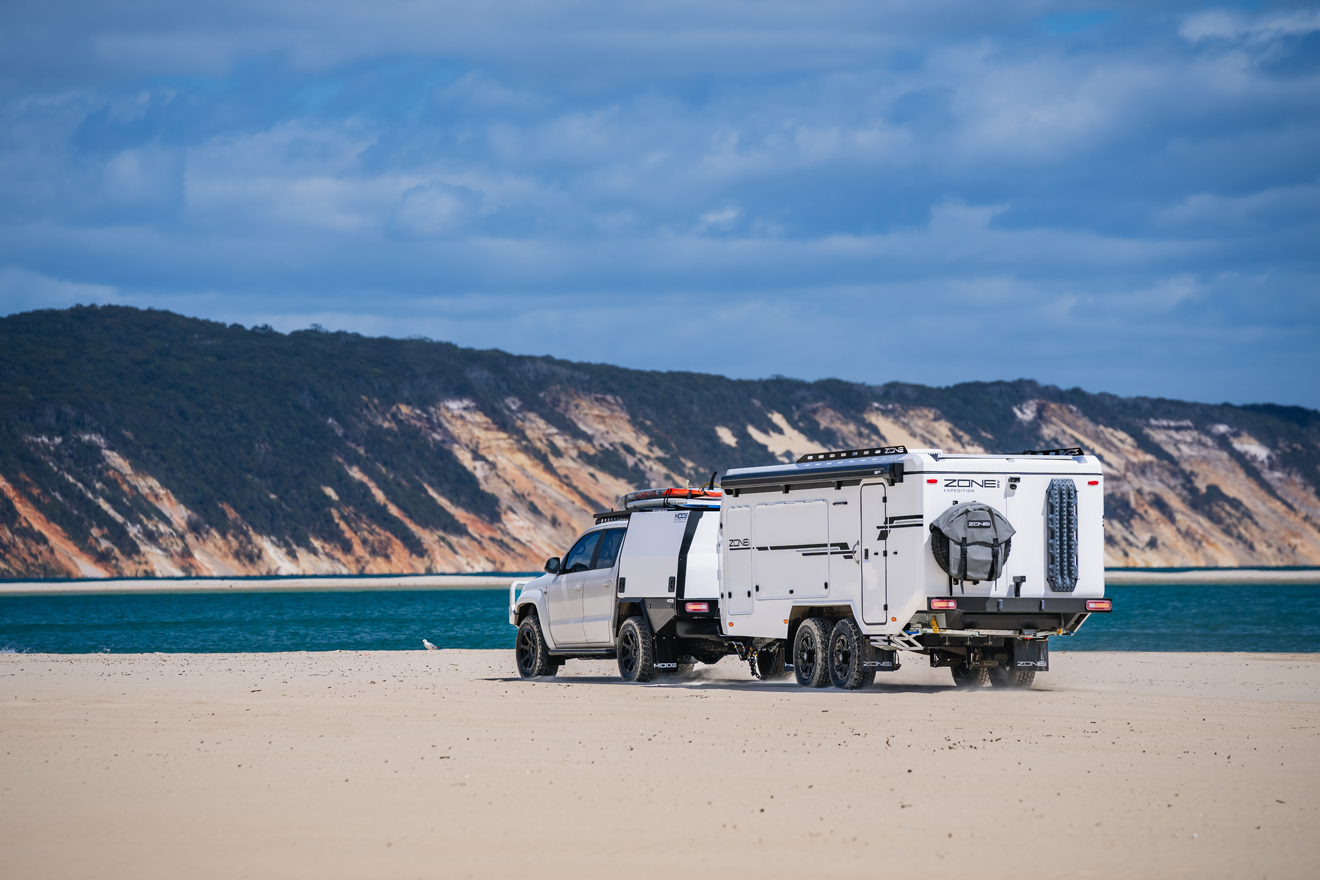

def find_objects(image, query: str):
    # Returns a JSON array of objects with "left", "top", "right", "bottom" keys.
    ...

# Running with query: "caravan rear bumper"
[
  {"left": 927, "top": 597, "right": 1111, "bottom": 614},
  {"left": 903, "top": 596, "right": 1112, "bottom": 643}
]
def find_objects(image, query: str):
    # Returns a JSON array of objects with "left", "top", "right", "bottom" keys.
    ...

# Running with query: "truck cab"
[{"left": 510, "top": 487, "right": 748, "bottom": 681}]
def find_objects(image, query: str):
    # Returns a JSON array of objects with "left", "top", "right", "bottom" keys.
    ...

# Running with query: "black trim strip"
[
  {"left": 673, "top": 509, "right": 705, "bottom": 602},
  {"left": 888, "top": 514, "right": 923, "bottom": 522},
  {"left": 755, "top": 542, "right": 830, "bottom": 551},
  {"left": 909, "top": 471, "right": 1099, "bottom": 477},
  {"left": 721, "top": 461, "right": 903, "bottom": 489}
]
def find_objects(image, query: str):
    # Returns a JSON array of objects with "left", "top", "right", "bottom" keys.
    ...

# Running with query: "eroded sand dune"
[{"left": 2, "top": 651, "right": 1317, "bottom": 878}]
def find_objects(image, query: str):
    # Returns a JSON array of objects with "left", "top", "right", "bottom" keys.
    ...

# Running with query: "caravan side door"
[
  {"left": 722, "top": 505, "right": 753, "bottom": 615},
  {"left": 860, "top": 483, "right": 888, "bottom": 625}
]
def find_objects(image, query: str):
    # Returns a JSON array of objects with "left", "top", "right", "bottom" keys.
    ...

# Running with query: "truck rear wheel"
[
  {"left": 828, "top": 619, "right": 876, "bottom": 690},
  {"left": 951, "top": 663, "right": 989, "bottom": 688},
  {"left": 515, "top": 614, "right": 556, "bottom": 679},
  {"left": 617, "top": 617, "right": 658, "bottom": 683},
  {"left": 793, "top": 619, "right": 832, "bottom": 688},
  {"left": 988, "top": 665, "right": 1036, "bottom": 689}
]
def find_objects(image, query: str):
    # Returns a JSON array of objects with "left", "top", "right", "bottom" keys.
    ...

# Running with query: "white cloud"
[{"left": 1181, "top": 8, "right": 1320, "bottom": 45}]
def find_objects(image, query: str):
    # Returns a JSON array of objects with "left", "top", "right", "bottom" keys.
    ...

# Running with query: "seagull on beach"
[{"left": 422, "top": 639, "right": 439, "bottom": 651}]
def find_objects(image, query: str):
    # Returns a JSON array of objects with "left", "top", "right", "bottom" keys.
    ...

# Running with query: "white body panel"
[
  {"left": 617, "top": 509, "right": 718, "bottom": 599},
  {"left": 719, "top": 451, "right": 1104, "bottom": 640}
]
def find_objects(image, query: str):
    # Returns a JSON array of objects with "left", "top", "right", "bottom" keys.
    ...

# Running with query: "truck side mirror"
[{"left": 544, "top": 557, "right": 561, "bottom": 574}]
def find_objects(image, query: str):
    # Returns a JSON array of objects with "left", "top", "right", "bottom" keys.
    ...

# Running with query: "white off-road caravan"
[
  {"left": 509, "top": 487, "right": 747, "bottom": 682},
  {"left": 717, "top": 445, "right": 1113, "bottom": 689}
]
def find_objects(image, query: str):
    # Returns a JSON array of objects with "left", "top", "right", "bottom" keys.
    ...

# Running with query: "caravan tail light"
[
  {"left": 1086, "top": 599, "right": 1112, "bottom": 612},
  {"left": 927, "top": 479, "right": 938, "bottom": 484},
  {"left": 685, "top": 602, "right": 709, "bottom": 613},
  {"left": 1088, "top": 480, "right": 1099, "bottom": 486},
  {"left": 930, "top": 598, "right": 957, "bottom": 610}
]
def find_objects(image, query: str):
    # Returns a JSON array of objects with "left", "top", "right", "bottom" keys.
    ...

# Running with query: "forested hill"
[{"left": 2, "top": 305, "right": 1319, "bottom": 578}]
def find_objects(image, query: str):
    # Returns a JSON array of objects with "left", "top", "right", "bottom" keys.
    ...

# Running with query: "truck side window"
[
  {"left": 593, "top": 528, "right": 626, "bottom": 570},
  {"left": 562, "top": 533, "right": 602, "bottom": 574}
]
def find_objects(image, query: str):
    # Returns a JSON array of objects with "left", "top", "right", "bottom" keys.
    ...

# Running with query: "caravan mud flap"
[
  {"left": 1012, "top": 639, "right": 1049, "bottom": 671},
  {"left": 863, "top": 649, "right": 901, "bottom": 671}
]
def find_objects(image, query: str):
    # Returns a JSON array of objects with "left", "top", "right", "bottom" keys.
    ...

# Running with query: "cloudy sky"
[{"left": 1, "top": 1, "right": 1317, "bottom": 407}]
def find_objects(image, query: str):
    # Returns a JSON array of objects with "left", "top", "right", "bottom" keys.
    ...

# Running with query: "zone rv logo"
[{"left": 943, "top": 478, "right": 1000, "bottom": 489}]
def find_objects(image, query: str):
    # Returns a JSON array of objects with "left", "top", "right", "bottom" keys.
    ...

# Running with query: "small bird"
[{"left": 422, "top": 639, "right": 439, "bottom": 651}]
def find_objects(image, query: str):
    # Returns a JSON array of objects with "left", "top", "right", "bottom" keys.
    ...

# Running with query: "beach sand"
[{"left": 2, "top": 650, "right": 1316, "bottom": 879}]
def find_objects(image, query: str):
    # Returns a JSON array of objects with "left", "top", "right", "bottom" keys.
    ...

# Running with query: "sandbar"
[{"left": 2, "top": 650, "right": 1316, "bottom": 879}]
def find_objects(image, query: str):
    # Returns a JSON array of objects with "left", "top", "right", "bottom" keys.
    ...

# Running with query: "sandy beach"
[{"left": 2, "top": 650, "right": 1317, "bottom": 879}]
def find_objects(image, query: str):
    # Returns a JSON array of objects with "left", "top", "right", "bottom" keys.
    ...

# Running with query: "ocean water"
[{"left": 0, "top": 583, "right": 1317, "bottom": 654}]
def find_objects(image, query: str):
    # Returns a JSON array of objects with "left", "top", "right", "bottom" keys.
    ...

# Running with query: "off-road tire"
[
  {"left": 828, "top": 618, "right": 876, "bottom": 690},
  {"left": 617, "top": 616, "right": 657, "bottom": 683},
  {"left": 951, "top": 663, "right": 989, "bottom": 688},
  {"left": 515, "top": 614, "right": 556, "bottom": 678},
  {"left": 753, "top": 642, "right": 791, "bottom": 680},
  {"left": 988, "top": 665, "right": 1036, "bottom": 689},
  {"left": 793, "top": 619, "right": 833, "bottom": 688}
]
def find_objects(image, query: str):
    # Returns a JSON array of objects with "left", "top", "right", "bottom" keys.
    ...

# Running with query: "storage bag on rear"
[{"left": 929, "top": 503, "right": 1015, "bottom": 582}]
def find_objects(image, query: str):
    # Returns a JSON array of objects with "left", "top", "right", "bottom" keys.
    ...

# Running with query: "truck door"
[
  {"left": 581, "top": 528, "right": 626, "bottom": 644},
  {"left": 548, "top": 531, "right": 600, "bottom": 645},
  {"left": 860, "top": 483, "right": 888, "bottom": 625},
  {"left": 723, "top": 506, "right": 753, "bottom": 615}
]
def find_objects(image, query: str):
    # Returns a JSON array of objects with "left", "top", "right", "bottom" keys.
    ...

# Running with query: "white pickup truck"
[{"left": 509, "top": 488, "right": 782, "bottom": 682}]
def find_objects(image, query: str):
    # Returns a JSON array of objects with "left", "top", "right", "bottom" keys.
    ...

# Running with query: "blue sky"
[{"left": 1, "top": 1, "right": 1318, "bottom": 407}]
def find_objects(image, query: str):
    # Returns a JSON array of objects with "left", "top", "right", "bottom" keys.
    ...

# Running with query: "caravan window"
[
  {"left": 562, "top": 532, "right": 602, "bottom": 573},
  {"left": 594, "top": 528, "right": 626, "bottom": 570}
]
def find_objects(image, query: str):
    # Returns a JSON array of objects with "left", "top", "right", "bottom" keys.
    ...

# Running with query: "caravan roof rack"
[
  {"left": 797, "top": 445, "right": 907, "bottom": 464},
  {"left": 1020, "top": 447, "right": 1085, "bottom": 456}
]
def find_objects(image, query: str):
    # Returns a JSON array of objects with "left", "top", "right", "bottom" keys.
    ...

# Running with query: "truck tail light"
[
  {"left": 685, "top": 602, "right": 709, "bottom": 613},
  {"left": 1086, "top": 599, "right": 1112, "bottom": 611},
  {"left": 930, "top": 598, "right": 957, "bottom": 610}
]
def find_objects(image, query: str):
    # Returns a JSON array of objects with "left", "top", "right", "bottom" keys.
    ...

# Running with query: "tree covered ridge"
[{"left": 1, "top": 304, "right": 1318, "bottom": 577}]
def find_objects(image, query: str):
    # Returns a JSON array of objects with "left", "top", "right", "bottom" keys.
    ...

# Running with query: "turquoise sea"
[{"left": 1, "top": 583, "right": 1317, "bottom": 654}]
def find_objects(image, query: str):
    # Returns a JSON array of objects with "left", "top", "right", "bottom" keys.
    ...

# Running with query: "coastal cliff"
[{"left": 2, "top": 306, "right": 1318, "bottom": 578}]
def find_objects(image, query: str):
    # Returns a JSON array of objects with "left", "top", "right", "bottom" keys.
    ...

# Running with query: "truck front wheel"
[
  {"left": 828, "top": 619, "right": 876, "bottom": 690},
  {"left": 515, "top": 614, "right": 556, "bottom": 679},
  {"left": 617, "top": 617, "right": 658, "bottom": 683},
  {"left": 793, "top": 619, "right": 832, "bottom": 688}
]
